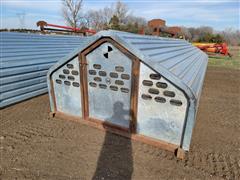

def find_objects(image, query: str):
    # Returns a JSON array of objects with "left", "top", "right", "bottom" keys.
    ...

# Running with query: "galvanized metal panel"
[
  {"left": 52, "top": 57, "right": 82, "bottom": 117},
  {"left": 137, "top": 62, "right": 188, "bottom": 145},
  {"left": 86, "top": 42, "right": 132, "bottom": 128},
  {"left": 100, "top": 30, "right": 208, "bottom": 102},
  {"left": 0, "top": 32, "right": 90, "bottom": 108}
]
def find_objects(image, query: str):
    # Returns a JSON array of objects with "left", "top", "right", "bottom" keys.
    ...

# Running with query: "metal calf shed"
[
  {"left": 0, "top": 32, "right": 92, "bottom": 108},
  {"left": 47, "top": 30, "right": 208, "bottom": 158}
]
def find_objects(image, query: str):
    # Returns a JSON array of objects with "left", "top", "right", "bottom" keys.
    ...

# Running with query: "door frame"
[{"left": 79, "top": 37, "right": 140, "bottom": 133}]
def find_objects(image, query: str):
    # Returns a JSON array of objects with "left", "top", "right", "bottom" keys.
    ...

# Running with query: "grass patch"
[{"left": 208, "top": 46, "right": 240, "bottom": 69}]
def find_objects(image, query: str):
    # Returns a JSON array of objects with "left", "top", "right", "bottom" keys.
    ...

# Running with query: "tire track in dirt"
[
  {"left": 134, "top": 142, "right": 239, "bottom": 179},
  {"left": 183, "top": 152, "right": 240, "bottom": 179}
]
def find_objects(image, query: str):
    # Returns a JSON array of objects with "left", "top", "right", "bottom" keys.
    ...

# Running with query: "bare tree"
[
  {"left": 85, "top": 1, "right": 146, "bottom": 33},
  {"left": 86, "top": 10, "right": 105, "bottom": 31},
  {"left": 114, "top": 1, "right": 129, "bottom": 24},
  {"left": 86, "top": 7, "right": 113, "bottom": 31},
  {"left": 180, "top": 27, "right": 192, "bottom": 40},
  {"left": 62, "top": 0, "right": 83, "bottom": 28},
  {"left": 125, "top": 15, "right": 146, "bottom": 26},
  {"left": 220, "top": 28, "right": 240, "bottom": 46}
]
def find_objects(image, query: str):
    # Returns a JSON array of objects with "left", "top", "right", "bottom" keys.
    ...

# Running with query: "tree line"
[
  {"left": 2, "top": 0, "right": 238, "bottom": 46},
  {"left": 62, "top": 0, "right": 239, "bottom": 45}
]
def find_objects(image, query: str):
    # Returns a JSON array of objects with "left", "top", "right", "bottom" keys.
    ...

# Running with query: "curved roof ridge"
[
  {"left": 47, "top": 30, "right": 208, "bottom": 101},
  {"left": 98, "top": 30, "right": 199, "bottom": 100}
]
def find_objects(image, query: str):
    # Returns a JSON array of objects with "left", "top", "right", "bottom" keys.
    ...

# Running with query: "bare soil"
[{"left": 1, "top": 67, "right": 240, "bottom": 180}]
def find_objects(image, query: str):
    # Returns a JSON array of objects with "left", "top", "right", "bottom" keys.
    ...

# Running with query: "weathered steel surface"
[
  {"left": 0, "top": 32, "right": 90, "bottom": 108},
  {"left": 47, "top": 30, "right": 208, "bottom": 151},
  {"left": 97, "top": 30, "right": 208, "bottom": 102},
  {"left": 137, "top": 62, "right": 188, "bottom": 145},
  {"left": 86, "top": 42, "right": 132, "bottom": 128},
  {"left": 52, "top": 57, "right": 82, "bottom": 117}
]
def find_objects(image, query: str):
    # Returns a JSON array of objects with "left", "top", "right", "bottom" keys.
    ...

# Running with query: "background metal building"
[
  {"left": 47, "top": 30, "right": 208, "bottom": 155},
  {"left": 0, "top": 32, "right": 91, "bottom": 108}
]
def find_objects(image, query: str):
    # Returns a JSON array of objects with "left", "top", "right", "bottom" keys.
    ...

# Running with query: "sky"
[{"left": 1, "top": 0, "right": 239, "bottom": 31}]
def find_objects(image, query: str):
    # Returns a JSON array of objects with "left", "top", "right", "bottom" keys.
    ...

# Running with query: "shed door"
[{"left": 86, "top": 42, "right": 132, "bottom": 128}]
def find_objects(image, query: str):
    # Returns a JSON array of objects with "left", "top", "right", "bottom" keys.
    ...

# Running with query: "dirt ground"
[{"left": 0, "top": 66, "right": 240, "bottom": 180}]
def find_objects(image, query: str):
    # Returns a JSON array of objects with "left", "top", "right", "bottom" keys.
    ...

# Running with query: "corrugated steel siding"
[
  {"left": 0, "top": 32, "right": 90, "bottom": 108},
  {"left": 100, "top": 30, "right": 208, "bottom": 102}
]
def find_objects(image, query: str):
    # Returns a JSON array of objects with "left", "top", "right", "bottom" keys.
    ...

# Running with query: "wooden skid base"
[{"left": 52, "top": 111, "right": 186, "bottom": 159}]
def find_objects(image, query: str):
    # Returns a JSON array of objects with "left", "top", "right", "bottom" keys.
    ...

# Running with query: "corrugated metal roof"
[
  {"left": 48, "top": 30, "right": 208, "bottom": 103},
  {"left": 97, "top": 30, "right": 208, "bottom": 102},
  {"left": 0, "top": 32, "right": 92, "bottom": 108}
]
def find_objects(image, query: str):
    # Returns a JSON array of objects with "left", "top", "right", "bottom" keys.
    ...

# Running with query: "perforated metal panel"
[
  {"left": 137, "top": 63, "right": 187, "bottom": 145},
  {"left": 86, "top": 42, "right": 132, "bottom": 128},
  {"left": 52, "top": 57, "right": 82, "bottom": 116}
]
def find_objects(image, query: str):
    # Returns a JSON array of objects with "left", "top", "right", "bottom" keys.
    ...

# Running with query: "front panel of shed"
[
  {"left": 52, "top": 57, "right": 82, "bottom": 117},
  {"left": 137, "top": 63, "right": 188, "bottom": 145},
  {"left": 50, "top": 38, "right": 187, "bottom": 146},
  {"left": 85, "top": 42, "right": 133, "bottom": 128}
]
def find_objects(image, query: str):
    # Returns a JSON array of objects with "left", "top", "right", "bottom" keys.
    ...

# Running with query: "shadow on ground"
[{"left": 93, "top": 101, "right": 133, "bottom": 180}]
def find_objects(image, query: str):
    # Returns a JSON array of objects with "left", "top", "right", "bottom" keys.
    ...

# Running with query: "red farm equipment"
[
  {"left": 193, "top": 43, "right": 232, "bottom": 57},
  {"left": 37, "top": 21, "right": 96, "bottom": 36}
]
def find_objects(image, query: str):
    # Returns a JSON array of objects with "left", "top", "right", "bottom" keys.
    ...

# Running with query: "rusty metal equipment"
[
  {"left": 193, "top": 42, "right": 231, "bottom": 57},
  {"left": 37, "top": 21, "right": 96, "bottom": 35},
  {"left": 47, "top": 30, "right": 208, "bottom": 158}
]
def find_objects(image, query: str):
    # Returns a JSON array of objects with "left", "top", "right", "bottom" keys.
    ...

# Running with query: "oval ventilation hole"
[
  {"left": 141, "top": 94, "right": 152, "bottom": 100},
  {"left": 67, "top": 64, "right": 74, "bottom": 69},
  {"left": 56, "top": 79, "right": 62, "bottom": 84},
  {"left": 59, "top": 74, "right": 65, "bottom": 79},
  {"left": 110, "top": 72, "right": 118, "bottom": 78},
  {"left": 115, "top": 66, "right": 124, "bottom": 72},
  {"left": 89, "top": 70, "right": 96, "bottom": 75},
  {"left": 121, "top": 74, "right": 130, "bottom": 80},
  {"left": 94, "top": 77, "right": 102, "bottom": 82},
  {"left": 93, "top": 64, "right": 101, "bottom": 69},
  {"left": 156, "top": 82, "right": 168, "bottom": 89},
  {"left": 142, "top": 80, "right": 153, "bottom": 86},
  {"left": 110, "top": 85, "right": 118, "bottom": 91},
  {"left": 68, "top": 76, "right": 75, "bottom": 81},
  {"left": 64, "top": 81, "right": 71, "bottom": 86},
  {"left": 72, "top": 82, "right": 80, "bottom": 87},
  {"left": 99, "top": 84, "right": 107, "bottom": 89},
  {"left": 99, "top": 71, "right": 107, "bottom": 76},
  {"left": 150, "top": 73, "right": 161, "bottom": 80},
  {"left": 163, "top": 90, "right": 175, "bottom": 97},
  {"left": 89, "top": 82, "right": 97, "bottom": 87},
  {"left": 63, "top": 69, "right": 70, "bottom": 74},
  {"left": 72, "top": 70, "right": 79, "bottom": 76},
  {"left": 121, "top": 87, "right": 129, "bottom": 93},
  {"left": 170, "top": 99, "right": 183, "bottom": 106},
  {"left": 154, "top": 96, "right": 166, "bottom": 103},
  {"left": 115, "top": 80, "right": 124, "bottom": 86},
  {"left": 148, "top": 88, "right": 159, "bottom": 95}
]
